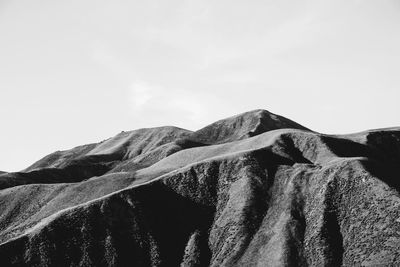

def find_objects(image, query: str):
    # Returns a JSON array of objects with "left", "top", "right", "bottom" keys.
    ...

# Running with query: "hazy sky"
[{"left": 1, "top": 0, "right": 399, "bottom": 171}]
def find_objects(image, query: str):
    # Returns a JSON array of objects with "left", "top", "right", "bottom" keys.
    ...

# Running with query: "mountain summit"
[
  {"left": 188, "top": 109, "right": 309, "bottom": 144},
  {"left": 0, "top": 109, "right": 399, "bottom": 266}
]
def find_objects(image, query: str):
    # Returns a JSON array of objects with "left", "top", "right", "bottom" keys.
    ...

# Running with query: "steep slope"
[{"left": 0, "top": 111, "right": 399, "bottom": 266}]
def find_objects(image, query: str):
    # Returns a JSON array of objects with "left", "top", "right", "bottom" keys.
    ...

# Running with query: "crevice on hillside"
[
  {"left": 285, "top": 174, "right": 308, "bottom": 267},
  {"left": 320, "top": 180, "right": 344, "bottom": 266}
]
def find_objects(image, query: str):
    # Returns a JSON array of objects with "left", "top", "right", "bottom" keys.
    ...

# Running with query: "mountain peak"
[{"left": 188, "top": 109, "right": 309, "bottom": 144}]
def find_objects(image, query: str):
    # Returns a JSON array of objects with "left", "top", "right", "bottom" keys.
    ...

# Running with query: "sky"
[{"left": 0, "top": 0, "right": 399, "bottom": 172}]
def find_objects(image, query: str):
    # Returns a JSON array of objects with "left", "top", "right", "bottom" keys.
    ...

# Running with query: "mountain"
[{"left": 0, "top": 109, "right": 399, "bottom": 266}]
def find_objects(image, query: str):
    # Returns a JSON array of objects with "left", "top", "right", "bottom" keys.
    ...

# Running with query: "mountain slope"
[
  {"left": 0, "top": 110, "right": 399, "bottom": 266},
  {"left": 0, "top": 127, "right": 192, "bottom": 189}
]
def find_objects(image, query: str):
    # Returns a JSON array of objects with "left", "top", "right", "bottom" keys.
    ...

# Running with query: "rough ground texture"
[{"left": 0, "top": 109, "right": 399, "bottom": 266}]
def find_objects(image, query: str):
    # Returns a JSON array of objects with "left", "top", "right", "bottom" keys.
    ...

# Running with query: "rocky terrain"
[{"left": 0, "top": 109, "right": 399, "bottom": 266}]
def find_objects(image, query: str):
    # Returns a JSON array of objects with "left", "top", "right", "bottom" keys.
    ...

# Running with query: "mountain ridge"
[{"left": 0, "top": 109, "right": 399, "bottom": 266}]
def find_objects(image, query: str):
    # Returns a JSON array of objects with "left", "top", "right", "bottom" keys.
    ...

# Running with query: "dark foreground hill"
[{"left": 0, "top": 109, "right": 399, "bottom": 266}]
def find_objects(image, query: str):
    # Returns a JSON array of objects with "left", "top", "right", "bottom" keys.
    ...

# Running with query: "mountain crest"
[{"left": 188, "top": 109, "right": 309, "bottom": 144}]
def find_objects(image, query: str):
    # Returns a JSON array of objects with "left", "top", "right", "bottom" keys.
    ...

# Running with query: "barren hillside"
[{"left": 0, "top": 109, "right": 399, "bottom": 266}]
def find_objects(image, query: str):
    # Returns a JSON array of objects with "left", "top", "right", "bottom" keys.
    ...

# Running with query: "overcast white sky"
[{"left": 0, "top": 0, "right": 399, "bottom": 171}]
